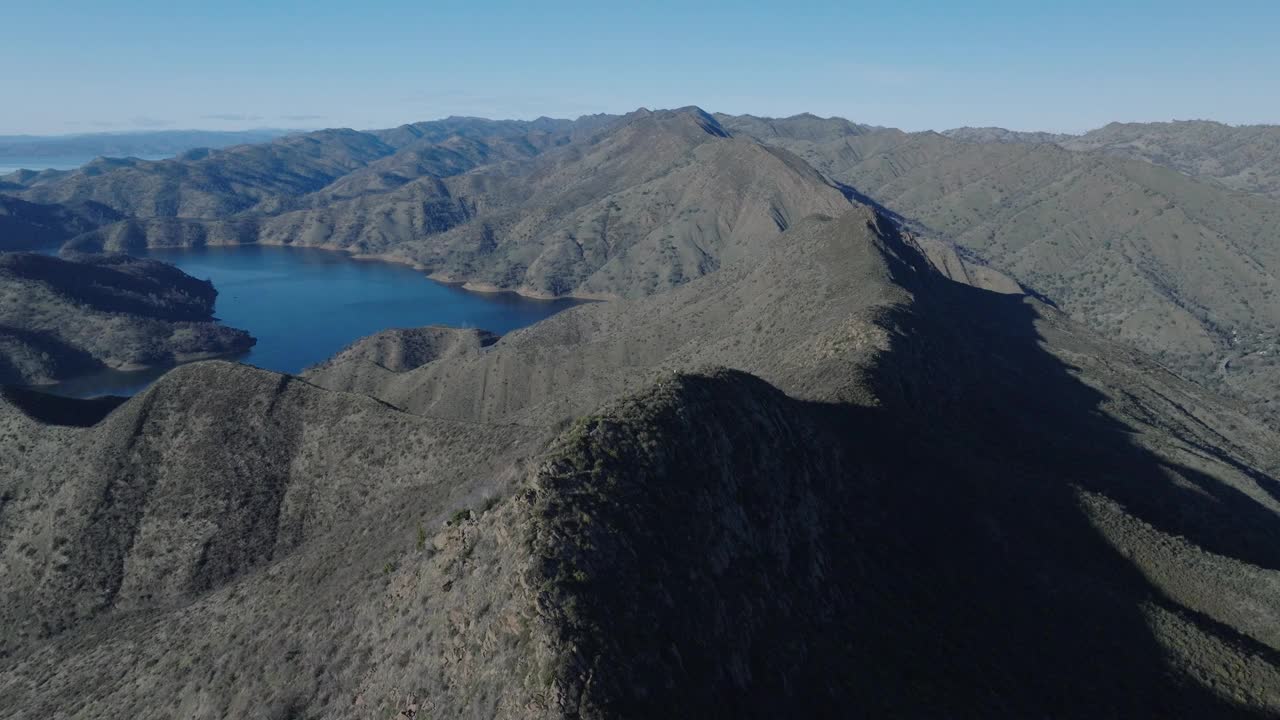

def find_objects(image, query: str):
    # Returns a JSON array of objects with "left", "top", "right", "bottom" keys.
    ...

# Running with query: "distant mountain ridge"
[
  {"left": 0, "top": 129, "right": 292, "bottom": 167},
  {"left": 944, "top": 119, "right": 1280, "bottom": 199},
  {"left": 943, "top": 126, "right": 1076, "bottom": 144}
]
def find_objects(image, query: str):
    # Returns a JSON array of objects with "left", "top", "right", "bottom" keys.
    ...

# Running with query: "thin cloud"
[
  {"left": 202, "top": 113, "right": 264, "bottom": 122},
  {"left": 129, "top": 116, "right": 174, "bottom": 128},
  {"left": 400, "top": 91, "right": 607, "bottom": 121},
  {"left": 280, "top": 114, "right": 326, "bottom": 122}
]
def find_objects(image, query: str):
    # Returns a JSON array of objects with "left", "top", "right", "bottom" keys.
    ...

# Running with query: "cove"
[{"left": 41, "top": 245, "right": 581, "bottom": 398}]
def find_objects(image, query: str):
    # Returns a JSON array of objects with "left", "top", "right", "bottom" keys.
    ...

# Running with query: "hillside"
[
  {"left": 13, "top": 130, "right": 402, "bottom": 217},
  {"left": 0, "top": 253, "right": 253, "bottom": 384},
  {"left": 1063, "top": 121, "right": 1280, "bottom": 199},
  {"left": 3, "top": 208, "right": 1278, "bottom": 716},
  {"left": 0, "top": 196, "right": 122, "bottom": 251},
  {"left": 301, "top": 326, "right": 498, "bottom": 397},
  {"left": 722, "top": 114, "right": 1280, "bottom": 425},
  {"left": 10, "top": 117, "right": 592, "bottom": 219},
  {"left": 944, "top": 121, "right": 1280, "bottom": 199},
  {"left": 56, "top": 108, "right": 856, "bottom": 299}
]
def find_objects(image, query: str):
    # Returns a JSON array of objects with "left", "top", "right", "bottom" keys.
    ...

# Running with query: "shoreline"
[
  {"left": 31, "top": 241, "right": 592, "bottom": 397},
  {"left": 18, "top": 347, "right": 253, "bottom": 398},
  {"left": 142, "top": 239, "right": 618, "bottom": 304}
]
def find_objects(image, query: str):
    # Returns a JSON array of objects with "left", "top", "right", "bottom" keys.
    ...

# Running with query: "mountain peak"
[{"left": 627, "top": 106, "right": 730, "bottom": 138}]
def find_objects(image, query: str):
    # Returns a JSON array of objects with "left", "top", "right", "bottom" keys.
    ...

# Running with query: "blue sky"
[{"left": 3, "top": 0, "right": 1277, "bottom": 135}]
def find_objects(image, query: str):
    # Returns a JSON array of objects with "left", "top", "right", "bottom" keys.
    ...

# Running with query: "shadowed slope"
[
  {"left": 0, "top": 196, "right": 122, "bottom": 251},
  {"left": 722, "top": 114, "right": 1280, "bottom": 426}
]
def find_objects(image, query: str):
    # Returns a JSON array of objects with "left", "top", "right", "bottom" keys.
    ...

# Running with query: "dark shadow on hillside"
[
  {"left": 1, "top": 385, "right": 126, "bottom": 426},
  {"left": 534, "top": 212, "right": 1280, "bottom": 718},
  {"left": 537, "top": 258, "right": 1280, "bottom": 718},
  {"left": 784, "top": 219, "right": 1280, "bottom": 715},
  {"left": 831, "top": 179, "right": 909, "bottom": 225},
  {"left": 1, "top": 253, "right": 218, "bottom": 321}
]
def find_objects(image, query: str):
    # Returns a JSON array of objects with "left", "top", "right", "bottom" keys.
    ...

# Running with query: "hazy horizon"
[
  {"left": 3, "top": 111, "right": 1278, "bottom": 142},
  {"left": 4, "top": 1, "right": 1278, "bottom": 136}
]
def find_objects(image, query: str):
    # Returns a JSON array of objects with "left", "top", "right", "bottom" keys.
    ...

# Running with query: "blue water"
[{"left": 41, "top": 245, "right": 580, "bottom": 398}]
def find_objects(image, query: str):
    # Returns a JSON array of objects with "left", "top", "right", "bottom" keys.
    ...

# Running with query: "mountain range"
[
  {"left": 2, "top": 107, "right": 1280, "bottom": 717},
  {"left": 4, "top": 108, "right": 1278, "bottom": 423}
]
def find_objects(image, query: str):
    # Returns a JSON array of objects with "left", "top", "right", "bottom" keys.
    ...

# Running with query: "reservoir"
[{"left": 41, "top": 245, "right": 580, "bottom": 397}]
